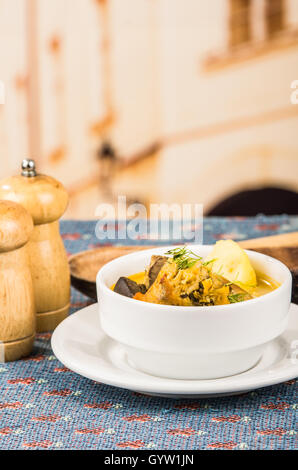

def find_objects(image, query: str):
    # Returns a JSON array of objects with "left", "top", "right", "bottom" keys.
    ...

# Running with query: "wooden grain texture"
[
  {"left": 0, "top": 200, "right": 34, "bottom": 252},
  {"left": 69, "top": 233, "right": 298, "bottom": 302},
  {"left": 28, "top": 222, "right": 70, "bottom": 314},
  {"left": 36, "top": 303, "right": 70, "bottom": 332},
  {"left": 0, "top": 171, "right": 71, "bottom": 332},
  {"left": 0, "top": 173, "right": 68, "bottom": 225},
  {"left": 0, "top": 201, "right": 35, "bottom": 362},
  {"left": 1, "top": 335, "right": 35, "bottom": 362},
  {"left": 239, "top": 232, "right": 298, "bottom": 250}
]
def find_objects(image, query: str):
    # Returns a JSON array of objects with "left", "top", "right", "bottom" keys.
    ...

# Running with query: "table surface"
[{"left": 1, "top": 215, "right": 297, "bottom": 450}]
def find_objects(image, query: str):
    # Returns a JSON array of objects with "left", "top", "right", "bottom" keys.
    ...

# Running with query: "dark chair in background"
[{"left": 207, "top": 187, "right": 298, "bottom": 216}]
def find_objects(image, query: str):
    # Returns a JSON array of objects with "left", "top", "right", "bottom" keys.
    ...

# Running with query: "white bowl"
[{"left": 96, "top": 245, "right": 292, "bottom": 380}]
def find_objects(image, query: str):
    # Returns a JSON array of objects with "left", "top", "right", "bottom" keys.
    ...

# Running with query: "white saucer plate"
[{"left": 51, "top": 303, "right": 298, "bottom": 398}]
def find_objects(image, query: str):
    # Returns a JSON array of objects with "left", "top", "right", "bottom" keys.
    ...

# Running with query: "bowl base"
[{"left": 124, "top": 343, "right": 266, "bottom": 380}]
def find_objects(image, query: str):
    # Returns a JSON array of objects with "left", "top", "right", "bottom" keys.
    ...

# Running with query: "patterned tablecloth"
[{"left": 0, "top": 216, "right": 297, "bottom": 451}]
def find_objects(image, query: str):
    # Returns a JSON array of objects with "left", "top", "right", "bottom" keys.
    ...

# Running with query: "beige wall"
[
  {"left": 115, "top": 0, "right": 298, "bottom": 211},
  {"left": 0, "top": 0, "right": 28, "bottom": 174},
  {"left": 0, "top": 0, "right": 297, "bottom": 219}
]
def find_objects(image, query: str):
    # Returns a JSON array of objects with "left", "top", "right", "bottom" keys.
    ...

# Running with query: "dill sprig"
[
  {"left": 165, "top": 246, "right": 202, "bottom": 270},
  {"left": 202, "top": 258, "right": 217, "bottom": 266},
  {"left": 228, "top": 293, "right": 245, "bottom": 304}
]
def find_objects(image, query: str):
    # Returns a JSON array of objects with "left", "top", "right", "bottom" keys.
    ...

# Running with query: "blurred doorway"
[{"left": 207, "top": 187, "right": 298, "bottom": 216}]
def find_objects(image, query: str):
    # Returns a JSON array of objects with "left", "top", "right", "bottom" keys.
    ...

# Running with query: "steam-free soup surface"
[
  {"left": 111, "top": 242, "right": 280, "bottom": 306},
  {"left": 112, "top": 271, "right": 279, "bottom": 301}
]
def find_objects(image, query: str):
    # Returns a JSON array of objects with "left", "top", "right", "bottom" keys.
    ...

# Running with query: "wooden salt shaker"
[
  {"left": 0, "top": 200, "right": 35, "bottom": 361},
  {"left": 0, "top": 160, "right": 70, "bottom": 332}
]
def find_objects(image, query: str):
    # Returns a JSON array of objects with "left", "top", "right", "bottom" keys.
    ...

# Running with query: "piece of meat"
[
  {"left": 146, "top": 255, "right": 168, "bottom": 287},
  {"left": 136, "top": 260, "right": 210, "bottom": 306},
  {"left": 114, "top": 277, "right": 146, "bottom": 298}
]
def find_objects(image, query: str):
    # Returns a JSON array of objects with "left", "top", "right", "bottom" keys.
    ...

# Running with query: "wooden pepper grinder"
[
  {"left": 0, "top": 200, "right": 35, "bottom": 361},
  {"left": 0, "top": 159, "right": 70, "bottom": 332}
]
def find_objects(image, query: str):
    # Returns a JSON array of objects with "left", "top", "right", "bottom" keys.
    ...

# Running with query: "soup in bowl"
[{"left": 96, "top": 242, "right": 292, "bottom": 379}]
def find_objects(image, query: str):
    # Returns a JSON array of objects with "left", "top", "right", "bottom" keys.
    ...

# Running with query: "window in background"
[
  {"left": 265, "top": 0, "right": 285, "bottom": 38},
  {"left": 229, "top": 0, "right": 252, "bottom": 48}
]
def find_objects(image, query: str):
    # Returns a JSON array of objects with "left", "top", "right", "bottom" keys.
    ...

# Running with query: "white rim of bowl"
[{"left": 96, "top": 245, "right": 292, "bottom": 311}]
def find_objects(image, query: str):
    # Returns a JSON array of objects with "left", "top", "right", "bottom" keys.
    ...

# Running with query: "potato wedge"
[{"left": 204, "top": 240, "right": 257, "bottom": 291}]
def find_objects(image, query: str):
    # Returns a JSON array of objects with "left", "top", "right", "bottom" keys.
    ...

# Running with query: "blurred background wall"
[{"left": 0, "top": 0, "right": 297, "bottom": 218}]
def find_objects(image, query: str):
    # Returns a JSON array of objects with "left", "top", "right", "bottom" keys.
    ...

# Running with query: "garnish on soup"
[{"left": 112, "top": 240, "right": 278, "bottom": 306}]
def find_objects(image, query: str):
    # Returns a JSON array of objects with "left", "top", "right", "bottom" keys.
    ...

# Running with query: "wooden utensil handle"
[{"left": 239, "top": 232, "right": 298, "bottom": 249}]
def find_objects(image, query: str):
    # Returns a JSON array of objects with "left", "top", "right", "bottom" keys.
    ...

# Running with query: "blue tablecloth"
[{"left": 1, "top": 216, "right": 297, "bottom": 450}]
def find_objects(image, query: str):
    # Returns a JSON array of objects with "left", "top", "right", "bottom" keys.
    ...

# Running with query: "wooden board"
[{"left": 69, "top": 232, "right": 298, "bottom": 302}]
